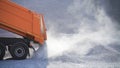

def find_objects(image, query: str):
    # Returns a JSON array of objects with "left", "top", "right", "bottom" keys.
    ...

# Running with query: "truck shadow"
[{"left": 0, "top": 42, "right": 48, "bottom": 68}]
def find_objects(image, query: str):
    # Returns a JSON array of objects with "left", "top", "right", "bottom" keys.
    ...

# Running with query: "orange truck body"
[{"left": 0, "top": 0, "right": 47, "bottom": 45}]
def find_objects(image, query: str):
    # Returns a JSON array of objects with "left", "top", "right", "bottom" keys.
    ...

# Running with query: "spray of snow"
[{"left": 46, "top": 0, "right": 120, "bottom": 58}]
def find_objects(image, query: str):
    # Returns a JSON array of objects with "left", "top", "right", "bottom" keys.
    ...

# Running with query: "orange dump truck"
[{"left": 0, "top": 0, "right": 47, "bottom": 60}]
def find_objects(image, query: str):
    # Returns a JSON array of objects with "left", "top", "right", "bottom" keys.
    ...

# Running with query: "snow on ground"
[{"left": 0, "top": 42, "right": 120, "bottom": 68}]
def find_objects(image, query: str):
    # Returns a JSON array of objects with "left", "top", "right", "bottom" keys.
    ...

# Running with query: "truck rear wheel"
[
  {"left": 0, "top": 43, "right": 5, "bottom": 60},
  {"left": 9, "top": 42, "right": 29, "bottom": 60}
]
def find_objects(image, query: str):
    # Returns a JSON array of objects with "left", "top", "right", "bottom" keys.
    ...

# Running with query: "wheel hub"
[
  {"left": 14, "top": 47, "right": 25, "bottom": 57},
  {"left": 17, "top": 49, "right": 22, "bottom": 53}
]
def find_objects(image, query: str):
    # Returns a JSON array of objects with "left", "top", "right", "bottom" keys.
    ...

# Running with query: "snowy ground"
[{"left": 0, "top": 42, "right": 120, "bottom": 68}]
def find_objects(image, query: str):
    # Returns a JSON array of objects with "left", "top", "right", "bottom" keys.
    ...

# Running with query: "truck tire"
[
  {"left": 0, "top": 43, "right": 5, "bottom": 60},
  {"left": 9, "top": 42, "right": 29, "bottom": 60}
]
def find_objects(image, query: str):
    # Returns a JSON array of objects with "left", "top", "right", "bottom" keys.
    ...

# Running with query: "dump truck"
[{"left": 0, "top": 0, "right": 47, "bottom": 60}]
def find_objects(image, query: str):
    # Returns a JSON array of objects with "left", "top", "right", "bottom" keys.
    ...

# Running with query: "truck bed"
[{"left": 0, "top": 0, "right": 47, "bottom": 44}]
